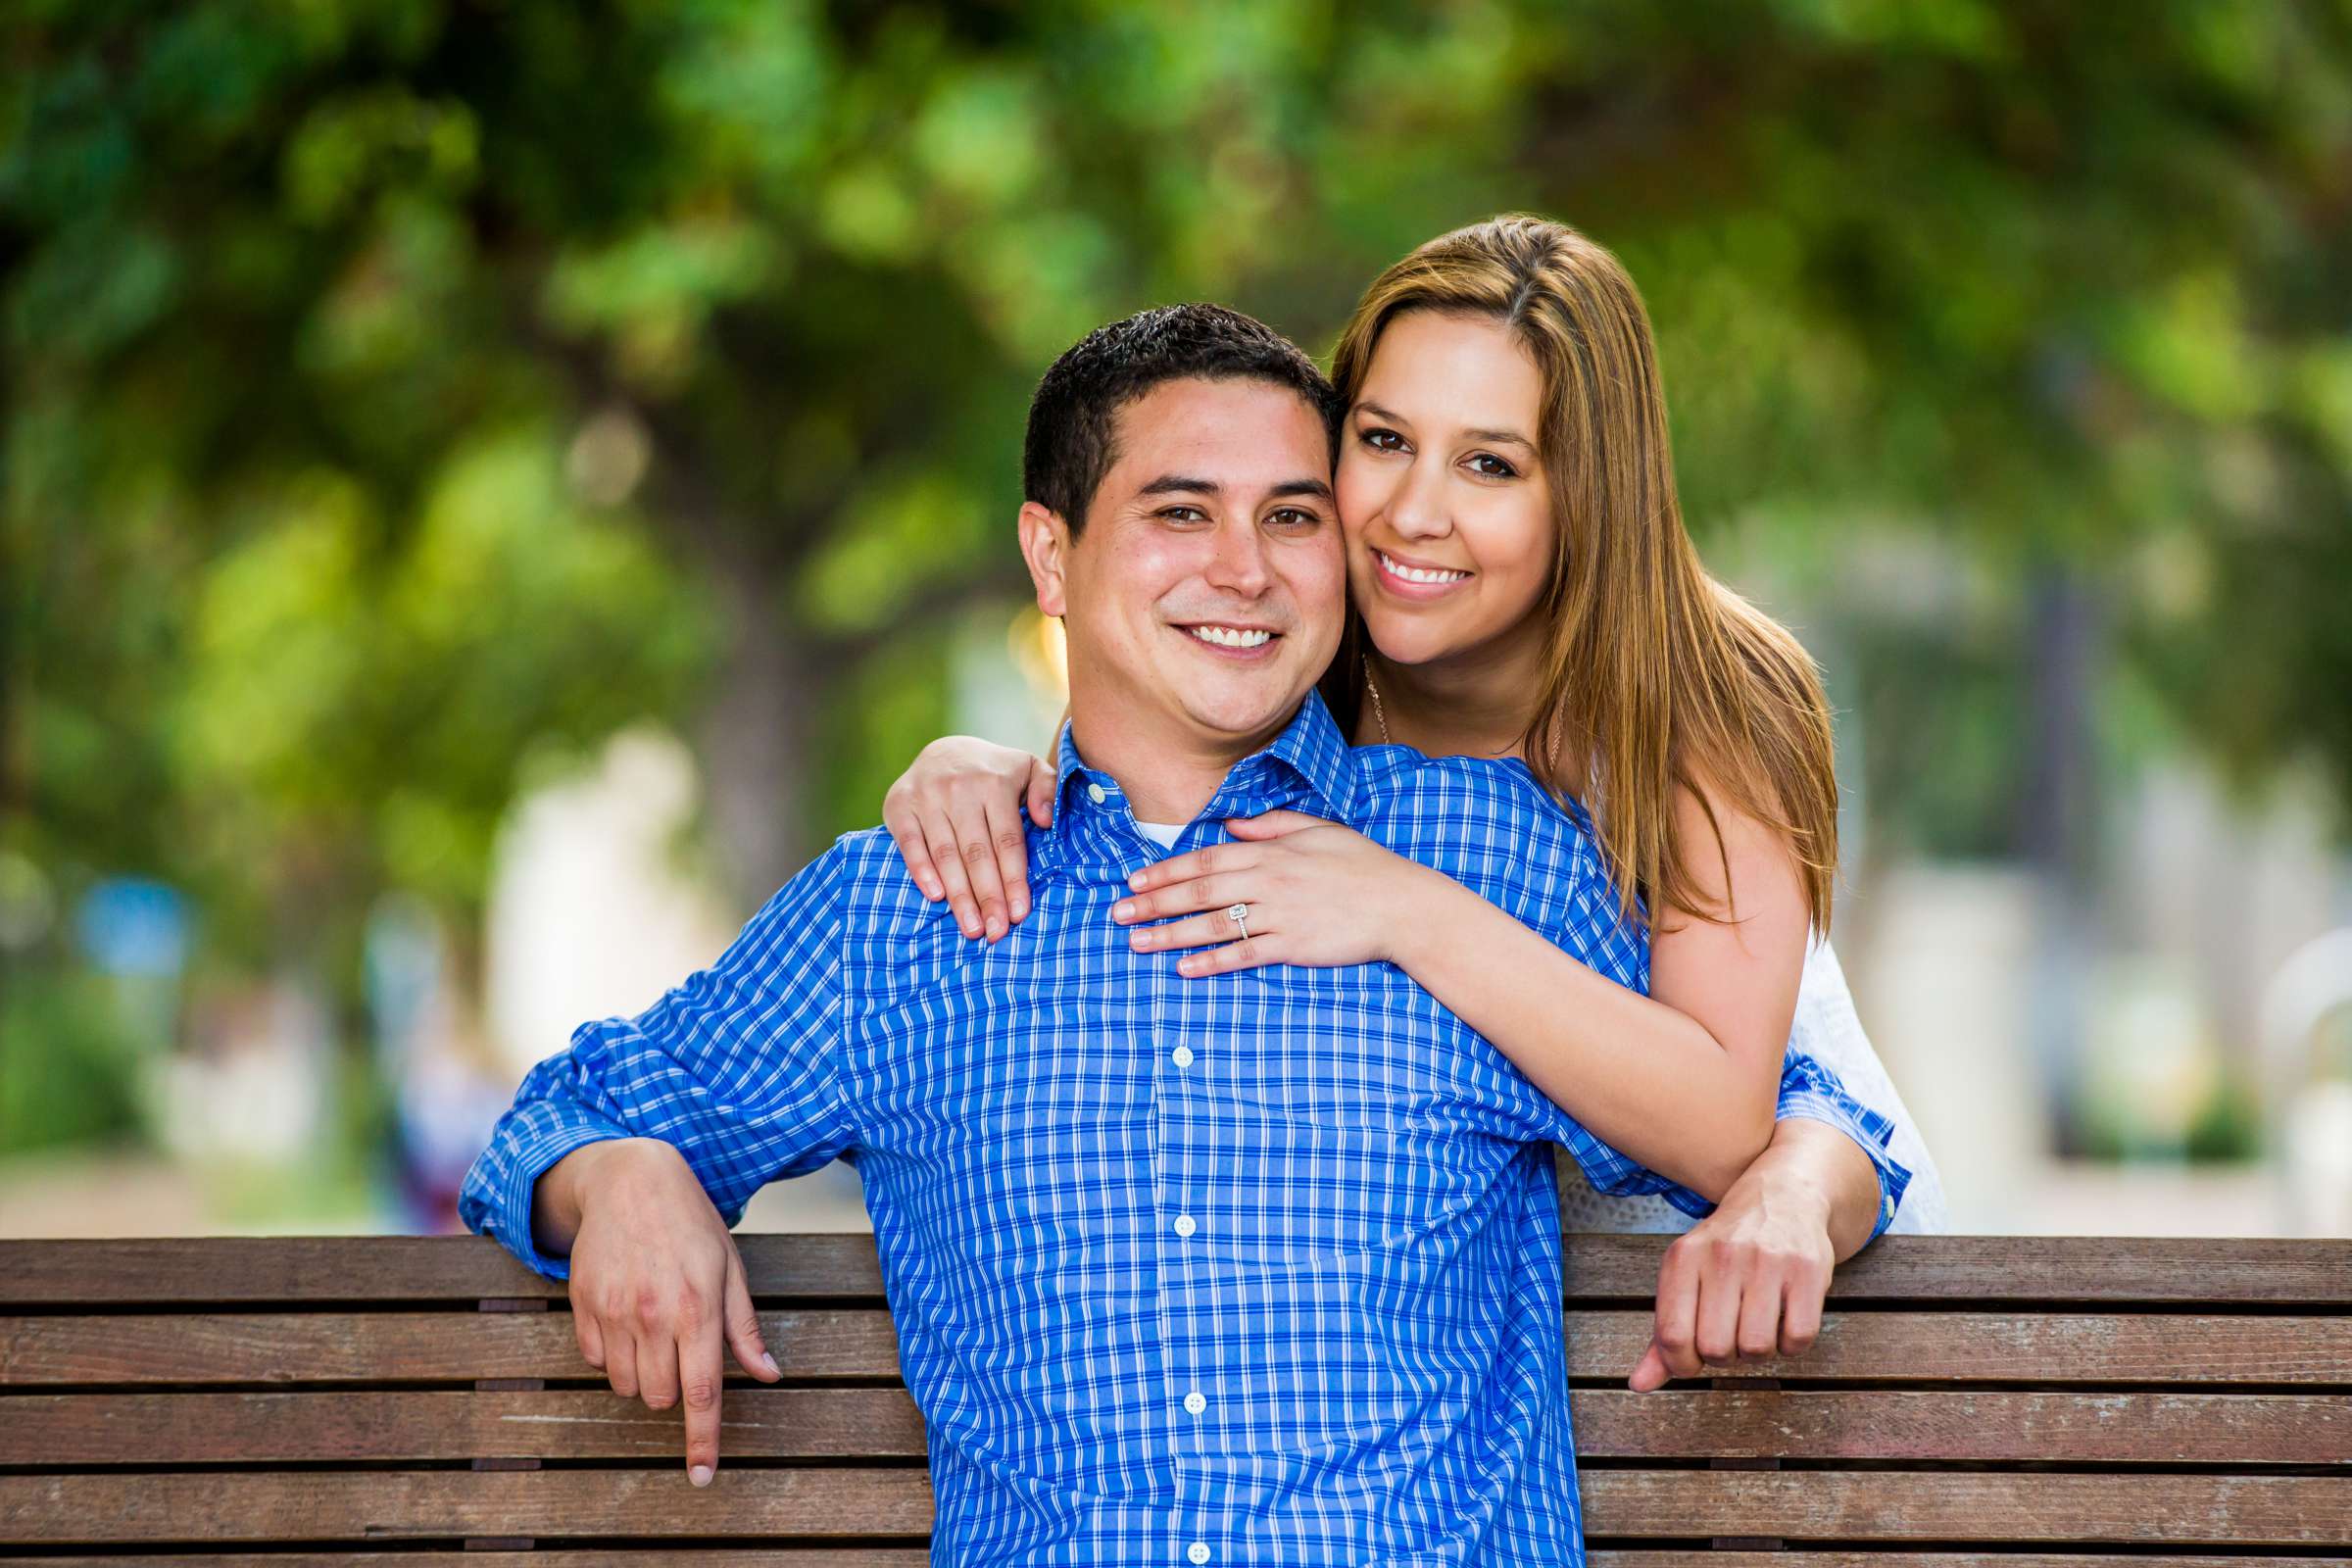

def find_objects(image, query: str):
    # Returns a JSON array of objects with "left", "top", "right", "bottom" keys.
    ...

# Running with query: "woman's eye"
[
  {"left": 1467, "top": 453, "right": 1518, "bottom": 479},
  {"left": 1358, "top": 427, "right": 1406, "bottom": 453}
]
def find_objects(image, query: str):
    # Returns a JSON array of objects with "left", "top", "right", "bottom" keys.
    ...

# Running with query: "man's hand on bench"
[
  {"left": 1629, "top": 1117, "right": 1879, "bottom": 1392},
  {"left": 537, "top": 1138, "right": 784, "bottom": 1485}
]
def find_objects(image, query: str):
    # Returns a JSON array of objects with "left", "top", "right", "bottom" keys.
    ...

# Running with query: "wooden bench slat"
[
  {"left": 5, "top": 1470, "right": 2344, "bottom": 1547},
  {"left": 5, "top": 1558, "right": 2346, "bottom": 1568},
  {"left": 5, "top": 1233, "right": 2346, "bottom": 1307},
  {"left": 10, "top": 1308, "right": 2342, "bottom": 1387},
  {"left": 0, "top": 1470, "right": 936, "bottom": 1545},
  {"left": 1578, "top": 1471, "right": 2352, "bottom": 1545},
  {"left": 7, "top": 1387, "right": 2344, "bottom": 1467},
  {"left": 1562, "top": 1310, "right": 2352, "bottom": 1383},
  {"left": 1589, "top": 1557, "right": 2352, "bottom": 1568},
  {"left": 0, "top": 1236, "right": 890, "bottom": 1307},
  {"left": 0, "top": 1558, "right": 938, "bottom": 1568},
  {"left": 0, "top": 1308, "right": 900, "bottom": 1384},
  {"left": 1569, "top": 1388, "right": 2352, "bottom": 1463},
  {"left": 0, "top": 1389, "right": 930, "bottom": 1464},
  {"left": 1562, "top": 1233, "right": 2352, "bottom": 1305}
]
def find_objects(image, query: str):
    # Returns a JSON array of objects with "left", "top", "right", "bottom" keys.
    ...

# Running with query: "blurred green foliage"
[
  {"left": 3, "top": 0, "right": 2348, "bottom": 1015},
  {"left": 0, "top": 971, "right": 146, "bottom": 1155}
]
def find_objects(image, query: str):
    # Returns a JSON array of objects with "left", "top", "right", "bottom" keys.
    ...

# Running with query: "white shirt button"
[
  {"left": 1086, "top": 782, "right": 1107, "bottom": 805},
  {"left": 1174, "top": 1214, "right": 1196, "bottom": 1238},
  {"left": 1884, "top": 1194, "right": 1897, "bottom": 1220},
  {"left": 1170, "top": 1046, "right": 1193, "bottom": 1067},
  {"left": 1188, "top": 1544, "right": 1211, "bottom": 1565},
  {"left": 1182, "top": 1391, "right": 1206, "bottom": 1415}
]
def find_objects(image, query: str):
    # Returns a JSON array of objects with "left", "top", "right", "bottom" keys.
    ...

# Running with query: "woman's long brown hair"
[{"left": 1322, "top": 214, "right": 1838, "bottom": 933}]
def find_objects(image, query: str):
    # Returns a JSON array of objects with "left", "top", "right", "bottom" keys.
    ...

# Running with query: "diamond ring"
[{"left": 1227, "top": 903, "right": 1250, "bottom": 941}]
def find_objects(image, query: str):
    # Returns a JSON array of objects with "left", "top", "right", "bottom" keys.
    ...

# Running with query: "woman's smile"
[{"left": 1370, "top": 545, "right": 1475, "bottom": 599}]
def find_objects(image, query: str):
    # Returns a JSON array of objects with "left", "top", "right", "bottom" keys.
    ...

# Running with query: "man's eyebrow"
[
  {"left": 1136, "top": 475, "right": 1333, "bottom": 504},
  {"left": 1356, "top": 401, "right": 1535, "bottom": 452},
  {"left": 1138, "top": 474, "right": 1220, "bottom": 497}
]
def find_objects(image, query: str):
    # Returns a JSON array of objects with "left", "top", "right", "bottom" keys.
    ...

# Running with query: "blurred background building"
[{"left": 4, "top": 0, "right": 2348, "bottom": 1240}]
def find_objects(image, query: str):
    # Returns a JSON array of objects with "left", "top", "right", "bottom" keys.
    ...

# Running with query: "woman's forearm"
[{"left": 1391, "top": 874, "right": 1778, "bottom": 1200}]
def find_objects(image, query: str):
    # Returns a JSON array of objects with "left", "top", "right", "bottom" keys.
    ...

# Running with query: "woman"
[{"left": 883, "top": 215, "right": 1945, "bottom": 1239}]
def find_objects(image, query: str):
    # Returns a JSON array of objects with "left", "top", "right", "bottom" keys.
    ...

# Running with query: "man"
[{"left": 462, "top": 304, "right": 1907, "bottom": 1564}]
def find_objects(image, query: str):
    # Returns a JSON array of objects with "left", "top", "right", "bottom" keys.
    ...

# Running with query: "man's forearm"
[{"left": 1739, "top": 1116, "right": 1883, "bottom": 1260}]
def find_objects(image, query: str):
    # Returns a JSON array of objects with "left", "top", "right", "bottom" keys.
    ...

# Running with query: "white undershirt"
[{"left": 1135, "top": 820, "right": 1185, "bottom": 849}]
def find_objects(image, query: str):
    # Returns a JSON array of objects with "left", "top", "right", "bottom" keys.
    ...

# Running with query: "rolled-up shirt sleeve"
[
  {"left": 459, "top": 844, "right": 858, "bottom": 1280},
  {"left": 1767, "top": 1046, "right": 1913, "bottom": 1242},
  {"left": 1536, "top": 1046, "right": 1911, "bottom": 1239}
]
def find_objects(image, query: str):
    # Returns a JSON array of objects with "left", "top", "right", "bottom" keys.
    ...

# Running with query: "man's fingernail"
[
  {"left": 761, "top": 1351, "right": 779, "bottom": 1376},
  {"left": 1111, "top": 902, "right": 1133, "bottom": 920},
  {"left": 985, "top": 918, "right": 1004, "bottom": 940},
  {"left": 690, "top": 1464, "right": 713, "bottom": 1488}
]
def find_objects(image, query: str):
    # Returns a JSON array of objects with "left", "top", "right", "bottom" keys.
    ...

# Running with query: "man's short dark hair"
[{"left": 1023, "top": 303, "right": 1342, "bottom": 534}]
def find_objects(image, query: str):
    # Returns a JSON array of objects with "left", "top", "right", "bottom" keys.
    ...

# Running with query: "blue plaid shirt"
[{"left": 462, "top": 689, "right": 1909, "bottom": 1566}]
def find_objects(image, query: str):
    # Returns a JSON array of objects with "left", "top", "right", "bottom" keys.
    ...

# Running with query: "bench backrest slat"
[{"left": 7, "top": 1232, "right": 2346, "bottom": 1306}]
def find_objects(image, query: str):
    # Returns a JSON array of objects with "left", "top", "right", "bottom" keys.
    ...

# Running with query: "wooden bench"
[{"left": 2, "top": 1233, "right": 2345, "bottom": 1562}]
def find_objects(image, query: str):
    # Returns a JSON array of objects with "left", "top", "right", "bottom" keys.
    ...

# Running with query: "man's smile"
[{"left": 1172, "top": 621, "right": 1282, "bottom": 658}]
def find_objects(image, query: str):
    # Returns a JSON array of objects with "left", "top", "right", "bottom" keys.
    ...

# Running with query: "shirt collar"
[{"left": 1045, "top": 688, "right": 1361, "bottom": 868}]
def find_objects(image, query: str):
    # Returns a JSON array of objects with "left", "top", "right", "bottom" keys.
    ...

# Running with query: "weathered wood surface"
[
  {"left": 8, "top": 1307, "right": 2344, "bottom": 1386},
  {"left": 1580, "top": 1471, "right": 2351, "bottom": 1547},
  {"left": 3, "top": 1469, "right": 2345, "bottom": 1547},
  {"left": 8, "top": 1557, "right": 2347, "bottom": 1568},
  {"left": 0, "top": 1470, "right": 936, "bottom": 1544},
  {"left": 0, "top": 1388, "right": 931, "bottom": 1465},
  {"left": 1, "top": 1234, "right": 2344, "bottom": 1558},
  {"left": 6, "top": 1387, "right": 2345, "bottom": 1467},
  {"left": 1569, "top": 1387, "right": 2351, "bottom": 1463},
  {"left": 1560, "top": 1308, "right": 2352, "bottom": 1382},
  {"left": 5, "top": 1232, "right": 2346, "bottom": 1306},
  {"left": 1587, "top": 1559, "right": 2352, "bottom": 1568}
]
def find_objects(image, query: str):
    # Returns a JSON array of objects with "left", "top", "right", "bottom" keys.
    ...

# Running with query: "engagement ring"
[{"left": 1227, "top": 903, "right": 1250, "bottom": 941}]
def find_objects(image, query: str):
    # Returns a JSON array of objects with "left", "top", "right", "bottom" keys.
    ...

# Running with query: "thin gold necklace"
[{"left": 1364, "top": 667, "right": 1560, "bottom": 771}]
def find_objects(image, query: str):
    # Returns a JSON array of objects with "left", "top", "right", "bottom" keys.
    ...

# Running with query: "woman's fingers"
[
  {"left": 924, "top": 810, "right": 986, "bottom": 940},
  {"left": 980, "top": 793, "right": 1032, "bottom": 928},
  {"left": 1778, "top": 1260, "right": 1828, "bottom": 1357},
  {"left": 953, "top": 804, "right": 1013, "bottom": 942},
  {"left": 1124, "top": 904, "right": 1254, "bottom": 954},
  {"left": 1734, "top": 1269, "right": 1788, "bottom": 1363},
  {"left": 1125, "top": 843, "right": 1241, "bottom": 895},
  {"left": 1024, "top": 757, "right": 1056, "bottom": 829},
  {"left": 1690, "top": 1250, "right": 1748, "bottom": 1369},
  {"left": 882, "top": 790, "right": 947, "bottom": 903},
  {"left": 1114, "top": 868, "right": 1248, "bottom": 924},
  {"left": 1645, "top": 1238, "right": 1703, "bottom": 1384},
  {"left": 1221, "top": 809, "right": 1324, "bottom": 839},
  {"left": 1173, "top": 935, "right": 1275, "bottom": 977}
]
